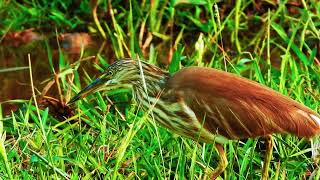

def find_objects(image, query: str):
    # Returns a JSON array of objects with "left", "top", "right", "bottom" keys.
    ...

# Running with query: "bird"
[{"left": 69, "top": 59, "right": 320, "bottom": 179}]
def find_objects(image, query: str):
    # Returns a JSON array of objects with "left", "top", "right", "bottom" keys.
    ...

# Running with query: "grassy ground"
[{"left": 0, "top": 0, "right": 320, "bottom": 179}]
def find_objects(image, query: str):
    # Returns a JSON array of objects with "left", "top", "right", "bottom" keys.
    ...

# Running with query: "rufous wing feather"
[{"left": 166, "top": 67, "right": 320, "bottom": 139}]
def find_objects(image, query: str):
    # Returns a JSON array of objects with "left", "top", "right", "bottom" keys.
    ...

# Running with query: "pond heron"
[{"left": 69, "top": 59, "right": 320, "bottom": 179}]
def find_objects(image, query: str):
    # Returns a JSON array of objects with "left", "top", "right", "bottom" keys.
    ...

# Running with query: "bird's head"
[{"left": 68, "top": 59, "right": 168, "bottom": 104}]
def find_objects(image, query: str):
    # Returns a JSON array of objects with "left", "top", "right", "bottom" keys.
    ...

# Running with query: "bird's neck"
[{"left": 132, "top": 74, "right": 169, "bottom": 107}]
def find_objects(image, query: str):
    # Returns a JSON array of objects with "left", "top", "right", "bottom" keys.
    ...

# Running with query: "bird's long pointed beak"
[{"left": 68, "top": 77, "right": 104, "bottom": 105}]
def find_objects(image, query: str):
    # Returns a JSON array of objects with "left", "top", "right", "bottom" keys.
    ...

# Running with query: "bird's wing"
[{"left": 165, "top": 67, "right": 320, "bottom": 139}]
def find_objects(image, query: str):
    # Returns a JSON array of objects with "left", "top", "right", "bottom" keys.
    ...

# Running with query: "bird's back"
[{"left": 165, "top": 67, "right": 320, "bottom": 140}]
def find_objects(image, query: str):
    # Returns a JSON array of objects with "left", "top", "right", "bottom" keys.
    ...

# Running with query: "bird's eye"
[{"left": 108, "top": 71, "right": 113, "bottom": 76}]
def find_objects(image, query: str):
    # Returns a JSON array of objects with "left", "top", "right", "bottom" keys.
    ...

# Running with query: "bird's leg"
[
  {"left": 210, "top": 143, "right": 228, "bottom": 180},
  {"left": 261, "top": 135, "right": 273, "bottom": 180}
]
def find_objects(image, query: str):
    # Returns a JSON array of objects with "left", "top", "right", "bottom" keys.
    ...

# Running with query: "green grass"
[{"left": 0, "top": 0, "right": 320, "bottom": 179}]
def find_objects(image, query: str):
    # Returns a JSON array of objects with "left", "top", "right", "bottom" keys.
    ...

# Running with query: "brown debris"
[
  {"left": 38, "top": 96, "right": 74, "bottom": 120},
  {"left": 58, "top": 33, "right": 92, "bottom": 54},
  {"left": 1, "top": 29, "right": 43, "bottom": 47}
]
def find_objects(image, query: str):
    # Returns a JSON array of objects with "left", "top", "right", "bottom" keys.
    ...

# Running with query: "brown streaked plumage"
[{"left": 69, "top": 59, "right": 320, "bottom": 180}]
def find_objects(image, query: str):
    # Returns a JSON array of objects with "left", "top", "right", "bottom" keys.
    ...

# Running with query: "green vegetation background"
[{"left": 0, "top": 0, "right": 319, "bottom": 179}]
